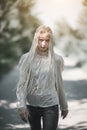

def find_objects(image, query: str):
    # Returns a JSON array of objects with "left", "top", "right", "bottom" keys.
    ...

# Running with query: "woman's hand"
[
  {"left": 61, "top": 109, "right": 68, "bottom": 119},
  {"left": 19, "top": 108, "right": 29, "bottom": 122}
]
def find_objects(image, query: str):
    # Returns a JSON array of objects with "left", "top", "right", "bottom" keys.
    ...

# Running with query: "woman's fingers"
[
  {"left": 19, "top": 108, "right": 29, "bottom": 122},
  {"left": 61, "top": 110, "right": 68, "bottom": 119}
]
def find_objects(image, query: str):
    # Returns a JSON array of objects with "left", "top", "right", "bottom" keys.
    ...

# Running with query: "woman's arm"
[{"left": 55, "top": 55, "right": 68, "bottom": 119}]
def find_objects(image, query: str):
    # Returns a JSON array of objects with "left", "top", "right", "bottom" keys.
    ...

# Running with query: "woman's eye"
[
  {"left": 46, "top": 40, "right": 49, "bottom": 42},
  {"left": 45, "top": 39, "right": 49, "bottom": 43},
  {"left": 39, "top": 39, "right": 43, "bottom": 42}
]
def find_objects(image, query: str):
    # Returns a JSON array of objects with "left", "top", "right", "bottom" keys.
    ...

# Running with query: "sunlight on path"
[
  {"left": 63, "top": 57, "right": 87, "bottom": 81},
  {"left": 59, "top": 57, "right": 87, "bottom": 129},
  {"left": 59, "top": 99, "right": 87, "bottom": 129}
]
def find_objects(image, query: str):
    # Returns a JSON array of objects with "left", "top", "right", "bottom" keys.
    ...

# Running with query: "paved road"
[{"left": 0, "top": 58, "right": 87, "bottom": 130}]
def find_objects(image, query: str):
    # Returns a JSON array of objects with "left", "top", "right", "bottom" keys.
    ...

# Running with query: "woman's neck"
[{"left": 36, "top": 47, "right": 48, "bottom": 57}]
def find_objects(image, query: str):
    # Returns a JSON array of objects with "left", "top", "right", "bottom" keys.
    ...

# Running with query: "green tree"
[
  {"left": 55, "top": 19, "right": 83, "bottom": 57},
  {"left": 55, "top": 2, "right": 87, "bottom": 68},
  {"left": 0, "top": 0, "right": 41, "bottom": 75},
  {"left": 75, "top": 1, "right": 87, "bottom": 67},
  {"left": 77, "top": 2, "right": 87, "bottom": 38}
]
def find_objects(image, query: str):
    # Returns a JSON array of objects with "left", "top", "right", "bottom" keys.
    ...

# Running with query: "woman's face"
[{"left": 36, "top": 30, "right": 51, "bottom": 54}]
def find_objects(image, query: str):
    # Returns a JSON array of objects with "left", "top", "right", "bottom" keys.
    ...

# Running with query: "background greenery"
[
  {"left": 0, "top": 0, "right": 41, "bottom": 75},
  {"left": 0, "top": 0, "right": 87, "bottom": 76}
]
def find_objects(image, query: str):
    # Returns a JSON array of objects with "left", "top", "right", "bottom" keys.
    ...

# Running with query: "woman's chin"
[{"left": 41, "top": 48, "right": 48, "bottom": 52}]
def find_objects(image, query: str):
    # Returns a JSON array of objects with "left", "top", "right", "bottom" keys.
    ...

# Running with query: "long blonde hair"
[
  {"left": 19, "top": 25, "right": 54, "bottom": 71},
  {"left": 17, "top": 25, "right": 55, "bottom": 96}
]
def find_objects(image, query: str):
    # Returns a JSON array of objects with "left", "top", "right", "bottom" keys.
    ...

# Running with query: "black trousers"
[{"left": 27, "top": 105, "right": 59, "bottom": 130}]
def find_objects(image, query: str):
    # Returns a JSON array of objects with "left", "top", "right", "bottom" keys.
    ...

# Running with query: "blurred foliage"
[
  {"left": 82, "top": 0, "right": 87, "bottom": 6},
  {"left": 78, "top": 7, "right": 87, "bottom": 38},
  {"left": 55, "top": 19, "right": 84, "bottom": 56},
  {"left": 0, "top": 0, "right": 41, "bottom": 75},
  {"left": 55, "top": 2, "right": 87, "bottom": 68},
  {"left": 76, "top": 4, "right": 87, "bottom": 68}
]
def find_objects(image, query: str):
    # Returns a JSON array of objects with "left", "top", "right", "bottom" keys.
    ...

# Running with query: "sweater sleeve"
[
  {"left": 16, "top": 54, "right": 27, "bottom": 109},
  {"left": 16, "top": 84, "right": 26, "bottom": 109},
  {"left": 55, "top": 55, "right": 68, "bottom": 111}
]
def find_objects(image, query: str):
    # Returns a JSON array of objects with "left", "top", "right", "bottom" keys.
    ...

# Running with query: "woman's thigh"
[
  {"left": 27, "top": 105, "right": 41, "bottom": 130},
  {"left": 42, "top": 105, "right": 59, "bottom": 130}
]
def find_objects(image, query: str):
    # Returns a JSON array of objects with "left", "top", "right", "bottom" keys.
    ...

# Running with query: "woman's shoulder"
[
  {"left": 54, "top": 53, "right": 64, "bottom": 62},
  {"left": 18, "top": 52, "right": 29, "bottom": 67},
  {"left": 21, "top": 52, "right": 29, "bottom": 59},
  {"left": 54, "top": 53, "right": 64, "bottom": 71}
]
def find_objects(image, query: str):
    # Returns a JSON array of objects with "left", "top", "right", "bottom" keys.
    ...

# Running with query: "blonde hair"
[
  {"left": 17, "top": 25, "right": 55, "bottom": 97},
  {"left": 36, "top": 25, "right": 53, "bottom": 34}
]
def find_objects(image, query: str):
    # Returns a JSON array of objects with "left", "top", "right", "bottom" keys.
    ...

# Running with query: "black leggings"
[{"left": 27, "top": 105, "right": 59, "bottom": 130}]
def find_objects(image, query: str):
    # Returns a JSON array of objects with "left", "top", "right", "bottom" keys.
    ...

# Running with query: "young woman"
[{"left": 16, "top": 25, "right": 68, "bottom": 130}]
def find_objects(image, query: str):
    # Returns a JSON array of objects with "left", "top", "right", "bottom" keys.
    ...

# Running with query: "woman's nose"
[{"left": 41, "top": 41, "right": 46, "bottom": 47}]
